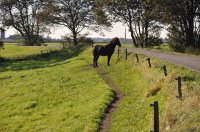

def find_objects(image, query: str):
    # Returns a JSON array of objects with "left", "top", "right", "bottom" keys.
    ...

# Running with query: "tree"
[
  {"left": 99, "top": 0, "right": 162, "bottom": 47},
  {"left": 61, "top": 35, "right": 73, "bottom": 49},
  {"left": 153, "top": 0, "right": 200, "bottom": 50},
  {"left": 0, "top": 0, "right": 48, "bottom": 46},
  {"left": 41, "top": 0, "right": 110, "bottom": 46},
  {"left": 0, "top": 41, "right": 4, "bottom": 50},
  {"left": 0, "top": 41, "right": 5, "bottom": 62},
  {"left": 61, "top": 32, "right": 94, "bottom": 48},
  {"left": 78, "top": 36, "right": 94, "bottom": 46}
]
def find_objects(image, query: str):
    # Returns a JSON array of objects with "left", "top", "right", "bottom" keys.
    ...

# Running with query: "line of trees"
[
  {"left": 38, "top": 0, "right": 110, "bottom": 47},
  {"left": 0, "top": 0, "right": 48, "bottom": 46},
  {"left": 100, "top": 0, "right": 162, "bottom": 47},
  {"left": 0, "top": 0, "right": 200, "bottom": 51},
  {"left": 99, "top": 0, "right": 200, "bottom": 50},
  {"left": 0, "top": 0, "right": 110, "bottom": 46},
  {"left": 153, "top": 0, "right": 200, "bottom": 51}
]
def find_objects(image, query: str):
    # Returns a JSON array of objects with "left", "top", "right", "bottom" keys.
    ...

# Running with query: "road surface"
[{"left": 127, "top": 48, "right": 200, "bottom": 74}]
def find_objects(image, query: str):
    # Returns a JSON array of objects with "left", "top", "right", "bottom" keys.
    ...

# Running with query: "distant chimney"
[
  {"left": 125, "top": 28, "right": 127, "bottom": 43},
  {"left": 125, "top": 28, "right": 126, "bottom": 40},
  {"left": 0, "top": 28, "right": 5, "bottom": 40}
]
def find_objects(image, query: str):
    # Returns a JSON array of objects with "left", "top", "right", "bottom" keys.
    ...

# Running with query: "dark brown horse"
[{"left": 93, "top": 37, "right": 121, "bottom": 68}]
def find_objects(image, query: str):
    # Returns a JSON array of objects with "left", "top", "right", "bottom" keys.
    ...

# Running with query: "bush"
[
  {"left": 167, "top": 32, "right": 186, "bottom": 52},
  {"left": 78, "top": 37, "right": 94, "bottom": 46},
  {"left": 61, "top": 36, "right": 73, "bottom": 49},
  {"left": 169, "top": 42, "right": 186, "bottom": 53},
  {"left": 61, "top": 34, "right": 94, "bottom": 48},
  {"left": 185, "top": 47, "right": 200, "bottom": 55},
  {"left": 0, "top": 56, "right": 5, "bottom": 62},
  {"left": 167, "top": 25, "right": 187, "bottom": 52},
  {"left": 0, "top": 41, "right": 4, "bottom": 50},
  {"left": 146, "top": 36, "right": 163, "bottom": 47},
  {"left": 23, "top": 35, "right": 45, "bottom": 46}
]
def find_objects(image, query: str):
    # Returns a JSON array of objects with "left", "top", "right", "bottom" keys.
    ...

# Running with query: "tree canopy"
[
  {"left": 98, "top": 0, "right": 162, "bottom": 47},
  {"left": 153, "top": 0, "right": 200, "bottom": 51},
  {"left": 0, "top": 0, "right": 48, "bottom": 46},
  {"left": 39, "top": 0, "right": 110, "bottom": 46},
  {"left": 0, "top": 0, "right": 200, "bottom": 50}
]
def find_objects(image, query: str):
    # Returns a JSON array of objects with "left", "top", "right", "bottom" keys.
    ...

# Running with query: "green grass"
[
  {"left": 45, "top": 42, "right": 63, "bottom": 47},
  {"left": 1, "top": 45, "right": 200, "bottom": 131},
  {"left": 0, "top": 44, "right": 60, "bottom": 59},
  {"left": 148, "top": 43, "right": 200, "bottom": 56},
  {"left": 151, "top": 43, "right": 172, "bottom": 51},
  {"left": 94, "top": 48, "right": 200, "bottom": 131},
  {"left": 0, "top": 46, "right": 113, "bottom": 131}
]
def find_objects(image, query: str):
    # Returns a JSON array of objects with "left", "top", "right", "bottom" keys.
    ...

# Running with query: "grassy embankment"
[
  {"left": 0, "top": 45, "right": 113, "bottom": 131},
  {"left": 1, "top": 44, "right": 200, "bottom": 131},
  {"left": 94, "top": 47, "right": 200, "bottom": 131}
]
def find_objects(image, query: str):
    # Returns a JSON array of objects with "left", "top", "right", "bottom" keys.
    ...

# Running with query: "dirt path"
[
  {"left": 97, "top": 69, "right": 123, "bottom": 132},
  {"left": 127, "top": 48, "right": 200, "bottom": 74}
]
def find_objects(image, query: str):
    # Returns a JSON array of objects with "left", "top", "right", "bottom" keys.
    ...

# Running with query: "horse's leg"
[
  {"left": 107, "top": 55, "right": 112, "bottom": 66},
  {"left": 93, "top": 55, "right": 96, "bottom": 68},
  {"left": 96, "top": 55, "right": 99, "bottom": 68}
]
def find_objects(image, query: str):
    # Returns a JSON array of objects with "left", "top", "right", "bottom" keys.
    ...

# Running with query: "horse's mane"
[{"left": 108, "top": 37, "right": 119, "bottom": 45}]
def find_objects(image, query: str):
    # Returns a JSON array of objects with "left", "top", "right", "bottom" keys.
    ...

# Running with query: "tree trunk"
[
  {"left": 24, "top": 34, "right": 40, "bottom": 46},
  {"left": 144, "top": 20, "right": 149, "bottom": 47},
  {"left": 129, "top": 24, "right": 139, "bottom": 47},
  {"left": 127, "top": 9, "right": 139, "bottom": 47},
  {"left": 185, "top": 19, "right": 195, "bottom": 47},
  {"left": 73, "top": 32, "right": 78, "bottom": 47},
  {"left": 130, "top": 29, "right": 139, "bottom": 47},
  {"left": 72, "top": 26, "right": 78, "bottom": 47},
  {"left": 185, "top": 33, "right": 194, "bottom": 47}
]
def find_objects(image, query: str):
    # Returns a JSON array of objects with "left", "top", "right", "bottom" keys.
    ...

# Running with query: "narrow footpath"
[{"left": 98, "top": 69, "right": 123, "bottom": 132}]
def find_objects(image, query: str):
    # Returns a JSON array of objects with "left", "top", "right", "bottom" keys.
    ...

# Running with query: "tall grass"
[
  {"left": 185, "top": 46, "right": 200, "bottom": 55},
  {"left": 94, "top": 48, "right": 200, "bottom": 131}
]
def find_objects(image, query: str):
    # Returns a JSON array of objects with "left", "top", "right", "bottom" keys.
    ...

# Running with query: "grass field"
[
  {"left": 95, "top": 48, "right": 200, "bottom": 131},
  {"left": 0, "top": 45, "right": 113, "bottom": 131},
  {"left": 1, "top": 44, "right": 200, "bottom": 131},
  {"left": 0, "top": 44, "right": 61, "bottom": 59}
]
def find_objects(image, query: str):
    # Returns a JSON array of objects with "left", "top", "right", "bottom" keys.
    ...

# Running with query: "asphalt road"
[{"left": 127, "top": 48, "right": 200, "bottom": 74}]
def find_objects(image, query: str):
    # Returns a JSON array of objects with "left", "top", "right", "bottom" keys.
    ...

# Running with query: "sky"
[{"left": 4, "top": 22, "right": 168, "bottom": 39}]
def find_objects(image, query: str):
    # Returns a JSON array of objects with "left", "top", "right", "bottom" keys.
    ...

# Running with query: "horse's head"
[{"left": 112, "top": 37, "right": 121, "bottom": 47}]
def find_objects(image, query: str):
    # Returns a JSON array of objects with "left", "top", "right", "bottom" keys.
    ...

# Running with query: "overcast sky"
[{"left": 5, "top": 22, "right": 167, "bottom": 39}]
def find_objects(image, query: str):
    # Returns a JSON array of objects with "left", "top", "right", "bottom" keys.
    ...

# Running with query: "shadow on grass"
[
  {"left": 0, "top": 47, "right": 84, "bottom": 72},
  {"left": 182, "top": 76, "right": 196, "bottom": 82}
]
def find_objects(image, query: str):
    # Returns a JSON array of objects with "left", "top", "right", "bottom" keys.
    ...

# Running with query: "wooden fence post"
[
  {"left": 176, "top": 76, "right": 182, "bottom": 99},
  {"left": 147, "top": 58, "right": 151, "bottom": 68},
  {"left": 125, "top": 49, "right": 128, "bottom": 61},
  {"left": 163, "top": 65, "right": 167, "bottom": 76},
  {"left": 150, "top": 101, "right": 159, "bottom": 132},
  {"left": 136, "top": 53, "right": 139, "bottom": 63}
]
